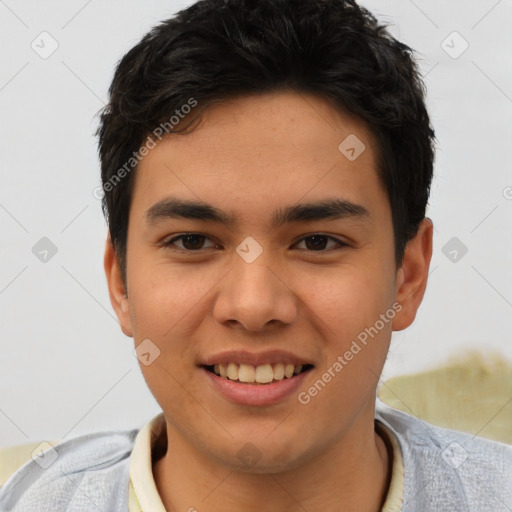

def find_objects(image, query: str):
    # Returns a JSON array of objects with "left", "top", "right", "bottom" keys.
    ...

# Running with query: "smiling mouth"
[{"left": 204, "top": 363, "right": 314, "bottom": 384}]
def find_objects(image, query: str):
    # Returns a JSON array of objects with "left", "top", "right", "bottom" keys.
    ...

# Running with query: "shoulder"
[
  {"left": 0, "top": 427, "right": 139, "bottom": 512},
  {"left": 376, "top": 399, "right": 512, "bottom": 511}
]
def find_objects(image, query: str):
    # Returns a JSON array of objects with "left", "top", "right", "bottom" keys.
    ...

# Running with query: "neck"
[{"left": 153, "top": 405, "right": 391, "bottom": 512}]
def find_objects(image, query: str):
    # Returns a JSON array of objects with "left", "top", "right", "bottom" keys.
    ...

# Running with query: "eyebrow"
[{"left": 144, "top": 196, "right": 370, "bottom": 229}]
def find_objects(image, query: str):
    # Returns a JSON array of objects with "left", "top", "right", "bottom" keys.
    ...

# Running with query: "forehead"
[{"left": 131, "top": 91, "right": 387, "bottom": 225}]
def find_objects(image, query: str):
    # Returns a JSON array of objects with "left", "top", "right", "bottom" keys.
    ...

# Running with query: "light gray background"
[{"left": 1, "top": 0, "right": 511, "bottom": 448}]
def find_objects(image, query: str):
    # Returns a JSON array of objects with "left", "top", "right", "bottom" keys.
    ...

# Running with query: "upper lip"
[{"left": 200, "top": 349, "right": 314, "bottom": 367}]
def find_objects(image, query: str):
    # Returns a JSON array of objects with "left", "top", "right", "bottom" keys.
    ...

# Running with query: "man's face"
[{"left": 109, "top": 91, "right": 414, "bottom": 471}]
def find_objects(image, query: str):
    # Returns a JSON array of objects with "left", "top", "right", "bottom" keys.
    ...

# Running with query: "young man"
[{"left": 1, "top": 0, "right": 511, "bottom": 511}]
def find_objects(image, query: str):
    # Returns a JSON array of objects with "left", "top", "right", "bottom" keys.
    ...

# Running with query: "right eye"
[{"left": 161, "top": 233, "right": 221, "bottom": 252}]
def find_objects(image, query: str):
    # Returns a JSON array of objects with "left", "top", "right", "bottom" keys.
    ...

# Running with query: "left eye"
[
  {"left": 163, "top": 233, "right": 346, "bottom": 252},
  {"left": 294, "top": 234, "right": 346, "bottom": 251}
]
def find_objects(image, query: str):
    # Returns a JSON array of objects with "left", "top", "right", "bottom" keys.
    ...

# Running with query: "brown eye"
[
  {"left": 164, "top": 234, "right": 217, "bottom": 251},
  {"left": 305, "top": 235, "right": 329, "bottom": 250},
  {"left": 180, "top": 234, "right": 206, "bottom": 250},
  {"left": 295, "top": 234, "right": 346, "bottom": 252}
]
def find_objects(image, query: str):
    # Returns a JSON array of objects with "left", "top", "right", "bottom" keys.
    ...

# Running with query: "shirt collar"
[
  {"left": 129, "top": 412, "right": 167, "bottom": 512},
  {"left": 128, "top": 410, "right": 404, "bottom": 512}
]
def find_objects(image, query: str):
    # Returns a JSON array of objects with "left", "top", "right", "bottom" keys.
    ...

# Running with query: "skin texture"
[{"left": 105, "top": 91, "right": 433, "bottom": 512}]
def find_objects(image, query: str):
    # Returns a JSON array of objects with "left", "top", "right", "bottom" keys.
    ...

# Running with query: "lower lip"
[{"left": 202, "top": 367, "right": 311, "bottom": 406}]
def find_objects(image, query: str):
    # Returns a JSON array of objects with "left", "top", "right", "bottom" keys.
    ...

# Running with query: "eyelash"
[{"left": 161, "top": 233, "right": 348, "bottom": 253}]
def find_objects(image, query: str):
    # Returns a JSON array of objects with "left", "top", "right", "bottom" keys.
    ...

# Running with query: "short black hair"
[{"left": 96, "top": 0, "right": 435, "bottom": 286}]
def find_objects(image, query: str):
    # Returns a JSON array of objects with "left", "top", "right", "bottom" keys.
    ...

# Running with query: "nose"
[{"left": 213, "top": 252, "right": 298, "bottom": 332}]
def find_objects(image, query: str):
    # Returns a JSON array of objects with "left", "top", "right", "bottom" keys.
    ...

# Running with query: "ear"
[
  {"left": 392, "top": 218, "right": 433, "bottom": 331},
  {"left": 104, "top": 234, "right": 133, "bottom": 337}
]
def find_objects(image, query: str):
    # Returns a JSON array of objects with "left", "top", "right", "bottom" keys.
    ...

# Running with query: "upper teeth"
[{"left": 213, "top": 363, "right": 303, "bottom": 383}]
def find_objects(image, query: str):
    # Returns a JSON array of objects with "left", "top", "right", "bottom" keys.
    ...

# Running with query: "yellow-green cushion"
[
  {"left": 0, "top": 440, "right": 61, "bottom": 488},
  {"left": 378, "top": 352, "right": 512, "bottom": 444}
]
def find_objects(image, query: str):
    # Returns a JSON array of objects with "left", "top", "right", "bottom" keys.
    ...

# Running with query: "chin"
[
  {"left": 231, "top": 456, "right": 305, "bottom": 475},
  {"left": 219, "top": 439, "right": 313, "bottom": 475}
]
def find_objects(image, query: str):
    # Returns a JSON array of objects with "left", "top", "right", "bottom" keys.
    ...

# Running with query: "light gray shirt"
[{"left": 1, "top": 399, "right": 511, "bottom": 511}]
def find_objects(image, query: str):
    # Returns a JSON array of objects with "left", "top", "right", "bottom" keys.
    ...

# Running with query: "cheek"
[
  {"left": 128, "top": 261, "right": 214, "bottom": 338},
  {"left": 295, "top": 264, "right": 395, "bottom": 397},
  {"left": 297, "top": 273, "right": 394, "bottom": 416},
  {"left": 294, "top": 263, "right": 393, "bottom": 332}
]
